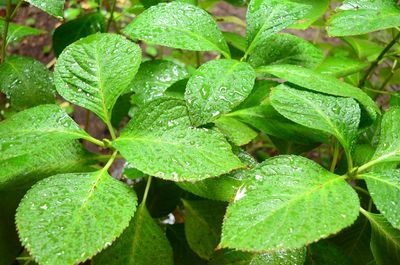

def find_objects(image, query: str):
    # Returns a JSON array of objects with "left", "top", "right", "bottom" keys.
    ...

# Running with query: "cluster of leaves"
[{"left": 1, "top": 0, "right": 400, "bottom": 265}]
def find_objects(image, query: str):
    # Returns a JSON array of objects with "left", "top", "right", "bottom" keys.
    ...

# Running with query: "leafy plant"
[{"left": 1, "top": 0, "right": 400, "bottom": 264}]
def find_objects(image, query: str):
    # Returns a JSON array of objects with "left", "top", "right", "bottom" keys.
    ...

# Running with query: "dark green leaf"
[{"left": 305, "top": 240, "right": 352, "bottom": 265}]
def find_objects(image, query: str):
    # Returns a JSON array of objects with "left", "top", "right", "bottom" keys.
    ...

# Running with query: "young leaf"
[
  {"left": 92, "top": 203, "right": 173, "bottom": 265},
  {"left": 220, "top": 155, "right": 360, "bottom": 251},
  {"left": 361, "top": 210, "right": 400, "bottom": 265},
  {"left": 122, "top": 2, "right": 230, "bottom": 58},
  {"left": 16, "top": 171, "right": 138, "bottom": 265},
  {"left": 362, "top": 170, "right": 400, "bottom": 229},
  {"left": 128, "top": 60, "right": 189, "bottom": 105},
  {"left": 54, "top": 33, "right": 141, "bottom": 123},
  {"left": 25, "top": 0, "right": 64, "bottom": 18},
  {"left": 183, "top": 200, "right": 226, "bottom": 260},
  {"left": 0, "top": 56, "right": 55, "bottom": 110},
  {"left": 248, "top": 33, "right": 323, "bottom": 69},
  {"left": 0, "top": 20, "right": 44, "bottom": 44},
  {"left": 258, "top": 64, "right": 379, "bottom": 119},
  {"left": 270, "top": 84, "right": 361, "bottom": 159},
  {"left": 53, "top": 12, "right": 106, "bottom": 57},
  {"left": 245, "top": 0, "right": 310, "bottom": 57},
  {"left": 214, "top": 116, "right": 257, "bottom": 146},
  {"left": 0, "top": 104, "right": 90, "bottom": 161},
  {"left": 185, "top": 59, "right": 255, "bottom": 125},
  {"left": 113, "top": 98, "right": 243, "bottom": 181},
  {"left": 327, "top": 0, "right": 400, "bottom": 36}
]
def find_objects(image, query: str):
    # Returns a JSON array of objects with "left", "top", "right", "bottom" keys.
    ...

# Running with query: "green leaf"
[
  {"left": 223, "top": 32, "right": 247, "bottom": 53},
  {"left": 235, "top": 80, "right": 277, "bottom": 109},
  {"left": 342, "top": 37, "right": 383, "bottom": 61},
  {"left": 0, "top": 20, "right": 44, "bottom": 44},
  {"left": 214, "top": 116, "right": 257, "bottom": 146},
  {"left": 248, "top": 33, "right": 323, "bottom": 69},
  {"left": 210, "top": 248, "right": 306, "bottom": 265},
  {"left": 0, "top": 104, "right": 90, "bottom": 161},
  {"left": 123, "top": 2, "right": 230, "bottom": 58},
  {"left": 290, "top": 0, "right": 329, "bottom": 29},
  {"left": 362, "top": 170, "right": 400, "bottom": 229},
  {"left": 305, "top": 240, "right": 352, "bottom": 265},
  {"left": 16, "top": 171, "right": 138, "bottom": 265},
  {"left": 327, "top": 0, "right": 400, "bottom": 36},
  {"left": 185, "top": 59, "right": 255, "bottom": 125},
  {"left": 0, "top": 56, "right": 55, "bottom": 110},
  {"left": 316, "top": 56, "right": 369, "bottom": 77},
  {"left": 270, "top": 84, "right": 361, "bottom": 158},
  {"left": 128, "top": 60, "right": 189, "bottom": 105},
  {"left": 113, "top": 98, "right": 243, "bottom": 181},
  {"left": 53, "top": 12, "right": 106, "bottom": 57},
  {"left": 245, "top": 0, "right": 310, "bottom": 57},
  {"left": 92, "top": 203, "right": 173, "bottom": 265},
  {"left": 183, "top": 200, "right": 226, "bottom": 260},
  {"left": 25, "top": 0, "right": 65, "bottom": 18},
  {"left": 220, "top": 155, "right": 360, "bottom": 251},
  {"left": 54, "top": 33, "right": 141, "bottom": 123},
  {"left": 258, "top": 64, "right": 379, "bottom": 120},
  {"left": 361, "top": 210, "right": 400, "bottom": 265}
]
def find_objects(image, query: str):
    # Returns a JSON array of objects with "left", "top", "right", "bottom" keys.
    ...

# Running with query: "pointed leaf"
[
  {"left": 92, "top": 203, "right": 173, "bottom": 265},
  {"left": 16, "top": 171, "right": 138, "bottom": 265},
  {"left": 327, "top": 0, "right": 400, "bottom": 36},
  {"left": 25, "top": 0, "right": 64, "bottom": 18},
  {"left": 185, "top": 59, "right": 255, "bottom": 125},
  {"left": 214, "top": 116, "right": 257, "bottom": 146},
  {"left": 270, "top": 84, "right": 361, "bottom": 157},
  {"left": 221, "top": 155, "right": 360, "bottom": 251},
  {"left": 316, "top": 56, "right": 369, "bottom": 77},
  {"left": 113, "top": 98, "right": 243, "bottom": 181},
  {"left": 0, "top": 20, "right": 44, "bottom": 44},
  {"left": 0, "top": 56, "right": 55, "bottom": 110},
  {"left": 123, "top": 2, "right": 230, "bottom": 58},
  {"left": 54, "top": 33, "right": 141, "bottom": 123},
  {"left": 290, "top": 0, "right": 329, "bottom": 30}
]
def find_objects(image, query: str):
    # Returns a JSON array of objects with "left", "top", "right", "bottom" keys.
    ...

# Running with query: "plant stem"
[
  {"left": 82, "top": 135, "right": 106, "bottom": 147},
  {"left": 106, "top": 0, "right": 117, "bottom": 32},
  {"left": 103, "top": 150, "right": 118, "bottom": 172},
  {"left": 1, "top": 0, "right": 22, "bottom": 63},
  {"left": 359, "top": 31, "right": 400, "bottom": 88},
  {"left": 105, "top": 119, "right": 117, "bottom": 140},
  {"left": 330, "top": 140, "right": 340, "bottom": 172},
  {"left": 353, "top": 186, "right": 370, "bottom": 197},
  {"left": 142, "top": 176, "right": 153, "bottom": 205}
]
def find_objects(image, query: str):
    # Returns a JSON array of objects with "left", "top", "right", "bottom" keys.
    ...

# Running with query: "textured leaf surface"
[
  {"left": 123, "top": 2, "right": 230, "bottom": 57},
  {"left": 128, "top": 60, "right": 189, "bottom": 104},
  {"left": 316, "top": 56, "right": 369, "bottom": 77},
  {"left": 25, "top": 0, "right": 64, "bottom": 18},
  {"left": 16, "top": 171, "right": 137, "bottom": 265},
  {"left": 214, "top": 116, "right": 257, "bottom": 146},
  {"left": 0, "top": 56, "right": 55, "bottom": 110},
  {"left": 258, "top": 64, "right": 379, "bottom": 119},
  {"left": 221, "top": 155, "right": 360, "bottom": 251},
  {"left": 92, "top": 203, "right": 173, "bottom": 265},
  {"left": 183, "top": 200, "right": 226, "bottom": 260},
  {"left": 248, "top": 33, "right": 323, "bottom": 69},
  {"left": 0, "top": 20, "right": 44, "bottom": 44},
  {"left": 0, "top": 104, "right": 89, "bottom": 161},
  {"left": 210, "top": 248, "right": 306, "bottom": 265},
  {"left": 290, "top": 0, "right": 329, "bottom": 29},
  {"left": 270, "top": 85, "right": 360, "bottom": 156},
  {"left": 113, "top": 98, "right": 243, "bottom": 181},
  {"left": 185, "top": 59, "right": 255, "bottom": 125},
  {"left": 54, "top": 33, "right": 141, "bottom": 123},
  {"left": 245, "top": 0, "right": 310, "bottom": 56},
  {"left": 327, "top": 0, "right": 400, "bottom": 36},
  {"left": 362, "top": 211, "right": 400, "bottom": 265},
  {"left": 53, "top": 12, "right": 105, "bottom": 57},
  {"left": 363, "top": 170, "right": 400, "bottom": 229}
]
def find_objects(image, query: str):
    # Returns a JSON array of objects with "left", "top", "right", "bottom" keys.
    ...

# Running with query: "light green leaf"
[
  {"left": 223, "top": 32, "right": 247, "bottom": 53},
  {"left": 113, "top": 98, "right": 243, "bottom": 181},
  {"left": 248, "top": 33, "right": 323, "bottom": 69},
  {"left": 258, "top": 64, "right": 379, "bottom": 119},
  {"left": 245, "top": 0, "right": 310, "bottom": 57},
  {"left": 214, "top": 116, "right": 257, "bottom": 146},
  {"left": 183, "top": 200, "right": 226, "bottom": 260},
  {"left": 327, "top": 0, "right": 400, "bottom": 36},
  {"left": 342, "top": 37, "right": 383, "bottom": 61},
  {"left": 92, "top": 203, "right": 173, "bottom": 265},
  {"left": 128, "top": 60, "right": 189, "bottom": 104},
  {"left": 123, "top": 2, "right": 230, "bottom": 58},
  {"left": 185, "top": 59, "right": 255, "bottom": 125},
  {"left": 0, "top": 104, "right": 90, "bottom": 161},
  {"left": 270, "top": 85, "right": 360, "bottom": 160},
  {"left": 0, "top": 20, "right": 44, "bottom": 44},
  {"left": 316, "top": 56, "right": 369, "bottom": 77},
  {"left": 361, "top": 210, "right": 400, "bottom": 265},
  {"left": 25, "top": 0, "right": 64, "bottom": 18},
  {"left": 210, "top": 248, "right": 306, "bottom": 265},
  {"left": 0, "top": 56, "right": 55, "bottom": 110},
  {"left": 54, "top": 33, "right": 141, "bottom": 123},
  {"left": 220, "top": 155, "right": 360, "bottom": 251},
  {"left": 290, "top": 0, "right": 329, "bottom": 29},
  {"left": 362, "top": 170, "right": 400, "bottom": 229},
  {"left": 16, "top": 171, "right": 138, "bottom": 265}
]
